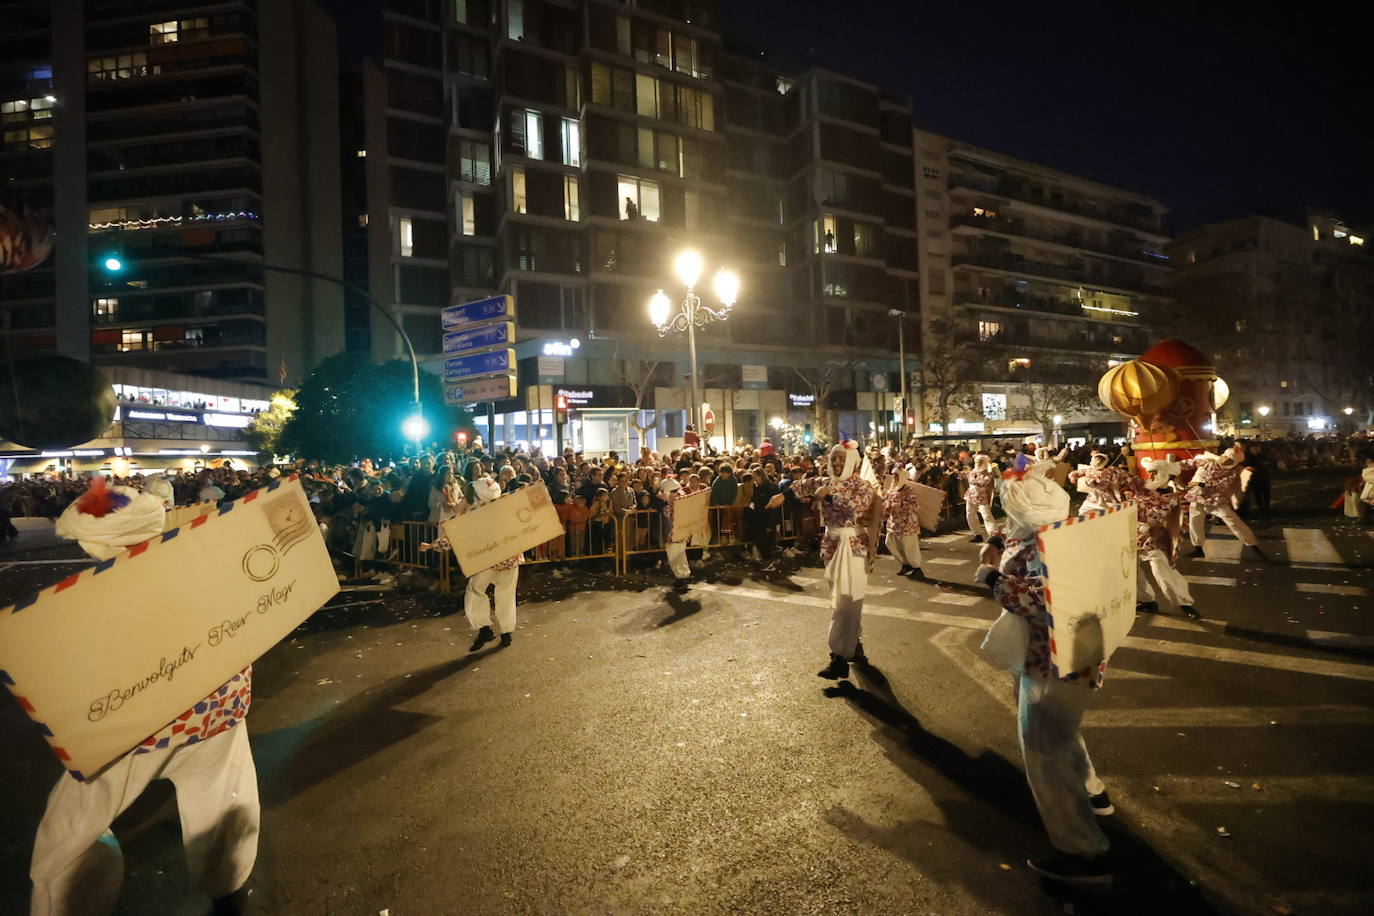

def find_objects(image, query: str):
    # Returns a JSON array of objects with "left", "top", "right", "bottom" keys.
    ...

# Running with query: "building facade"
[
  {"left": 913, "top": 130, "right": 1172, "bottom": 439},
  {"left": 0, "top": 0, "right": 345, "bottom": 386},
  {"left": 355, "top": 0, "right": 916, "bottom": 453},
  {"left": 1166, "top": 210, "right": 1373, "bottom": 436}
]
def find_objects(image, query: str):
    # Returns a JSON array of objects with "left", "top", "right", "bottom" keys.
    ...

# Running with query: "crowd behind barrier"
[{"left": 3, "top": 432, "right": 1372, "bottom": 560}]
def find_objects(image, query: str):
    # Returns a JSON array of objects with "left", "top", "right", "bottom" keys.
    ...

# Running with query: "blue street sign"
[
  {"left": 444, "top": 348, "right": 515, "bottom": 380},
  {"left": 444, "top": 375, "right": 517, "bottom": 406},
  {"left": 443, "top": 321, "right": 514, "bottom": 354},
  {"left": 442, "top": 295, "right": 514, "bottom": 330}
]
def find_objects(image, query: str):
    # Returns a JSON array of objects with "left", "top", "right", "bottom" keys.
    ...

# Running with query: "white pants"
[
  {"left": 965, "top": 501, "right": 995, "bottom": 537},
  {"left": 665, "top": 541, "right": 691, "bottom": 579},
  {"left": 30, "top": 722, "right": 259, "bottom": 916},
  {"left": 1137, "top": 551, "right": 1194, "bottom": 607},
  {"left": 1018, "top": 675, "right": 1109, "bottom": 858},
  {"left": 465, "top": 566, "right": 518, "bottom": 633},
  {"left": 826, "top": 529, "right": 867, "bottom": 659},
  {"left": 1189, "top": 502, "right": 1257, "bottom": 547},
  {"left": 886, "top": 531, "right": 923, "bottom": 570}
]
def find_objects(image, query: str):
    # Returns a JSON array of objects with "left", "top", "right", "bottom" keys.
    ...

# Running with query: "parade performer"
[
  {"left": 974, "top": 461, "right": 1114, "bottom": 886},
  {"left": 1068, "top": 452, "right": 1132, "bottom": 513},
  {"left": 1182, "top": 445, "right": 1265, "bottom": 559},
  {"left": 465, "top": 477, "right": 521, "bottom": 650},
  {"left": 1133, "top": 456, "right": 1199, "bottom": 618},
  {"left": 768, "top": 438, "right": 882, "bottom": 679},
  {"left": 659, "top": 476, "right": 693, "bottom": 585},
  {"left": 883, "top": 465, "right": 926, "bottom": 580},
  {"left": 961, "top": 453, "right": 997, "bottom": 543},
  {"left": 1361, "top": 457, "right": 1374, "bottom": 516},
  {"left": 31, "top": 477, "right": 257, "bottom": 916}
]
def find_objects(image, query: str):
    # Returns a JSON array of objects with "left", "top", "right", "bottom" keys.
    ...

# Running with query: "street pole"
[
  {"left": 889, "top": 308, "right": 906, "bottom": 446},
  {"left": 686, "top": 289, "right": 699, "bottom": 438}
]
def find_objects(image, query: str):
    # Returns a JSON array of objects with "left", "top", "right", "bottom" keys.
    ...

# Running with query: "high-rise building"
[
  {"left": 355, "top": 0, "right": 915, "bottom": 452},
  {"left": 0, "top": 0, "right": 345, "bottom": 387},
  {"left": 914, "top": 130, "right": 1172, "bottom": 438},
  {"left": 1166, "top": 209, "right": 1373, "bottom": 436}
]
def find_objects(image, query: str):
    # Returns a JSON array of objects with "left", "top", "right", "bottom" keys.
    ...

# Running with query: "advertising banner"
[
  {"left": 1036, "top": 503, "right": 1138, "bottom": 676},
  {"left": 0, "top": 477, "right": 338, "bottom": 779},
  {"left": 440, "top": 482, "right": 562, "bottom": 576}
]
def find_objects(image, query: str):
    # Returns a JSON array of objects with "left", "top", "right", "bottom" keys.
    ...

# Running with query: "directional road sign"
[
  {"left": 444, "top": 375, "right": 517, "bottom": 406},
  {"left": 443, "top": 321, "right": 514, "bottom": 355},
  {"left": 442, "top": 295, "right": 514, "bottom": 331},
  {"left": 444, "top": 348, "right": 515, "bottom": 381}
]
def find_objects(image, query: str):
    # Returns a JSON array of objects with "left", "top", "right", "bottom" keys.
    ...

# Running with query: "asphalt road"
[{"left": 1, "top": 471, "right": 1371, "bottom": 915}]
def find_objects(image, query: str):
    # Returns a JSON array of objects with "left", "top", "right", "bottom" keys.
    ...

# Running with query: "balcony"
[
  {"left": 947, "top": 173, "right": 1164, "bottom": 236},
  {"left": 958, "top": 326, "right": 1150, "bottom": 356},
  {"left": 954, "top": 292, "right": 1103, "bottom": 320},
  {"left": 951, "top": 251, "right": 1165, "bottom": 297},
  {"left": 950, "top": 212, "right": 1171, "bottom": 269}
]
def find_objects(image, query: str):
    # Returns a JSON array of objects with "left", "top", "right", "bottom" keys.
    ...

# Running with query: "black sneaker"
[
  {"left": 970, "top": 535, "right": 985, "bottom": 544},
  {"left": 818, "top": 653, "right": 849, "bottom": 680},
  {"left": 1136, "top": 601, "right": 1158, "bottom": 613},
  {"left": 1191, "top": 546, "right": 1205, "bottom": 558},
  {"left": 1180, "top": 604, "right": 1200, "bottom": 619},
  {"left": 897, "top": 565, "right": 913, "bottom": 576},
  {"left": 1027, "top": 852, "right": 1113, "bottom": 886},
  {"left": 499, "top": 632, "right": 512, "bottom": 648},
  {"left": 1089, "top": 790, "right": 1114, "bottom": 816},
  {"left": 907, "top": 567, "right": 929, "bottom": 582},
  {"left": 468, "top": 626, "right": 496, "bottom": 652},
  {"left": 852, "top": 641, "right": 869, "bottom": 665}
]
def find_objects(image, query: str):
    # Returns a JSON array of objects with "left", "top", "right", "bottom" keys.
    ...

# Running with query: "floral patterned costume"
[{"left": 788, "top": 475, "right": 875, "bottom": 563}]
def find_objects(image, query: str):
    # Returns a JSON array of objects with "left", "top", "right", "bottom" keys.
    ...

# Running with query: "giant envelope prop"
[
  {"left": 1036, "top": 503, "right": 1138, "bottom": 677},
  {"left": 0, "top": 476, "right": 338, "bottom": 780},
  {"left": 441, "top": 482, "right": 562, "bottom": 576},
  {"left": 910, "top": 482, "right": 946, "bottom": 533}
]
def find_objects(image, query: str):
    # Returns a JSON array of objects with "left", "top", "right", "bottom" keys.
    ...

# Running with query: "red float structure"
[{"left": 1097, "top": 338, "right": 1227, "bottom": 478}]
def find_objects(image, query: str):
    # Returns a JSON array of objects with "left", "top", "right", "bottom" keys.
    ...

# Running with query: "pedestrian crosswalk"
[{"left": 1282, "top": 527, "right": 1345, "bottom": 568}]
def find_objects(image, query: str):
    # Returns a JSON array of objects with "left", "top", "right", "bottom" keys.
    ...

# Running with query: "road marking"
[
  {"left": 925, "top": 534, "right": 963, "bottom": 544},
  {"left": 1185, "top": 575, "right": 1236, "bottom": 587},
  {"left": 1087, "top": 704, "right": 1374, "bottom": 728},
  {"left": 927, "top": 557, "right": 967, "bottom": 566},
  {"left": 1306, "top": 630, "right": 1374, "bottom": 650},
  {"left": 698, "top": 583, "right": 1374, "bottom": 681},
  {"left": 1135, "top": 614, "right": 1209, "bottom": 633},
  {"left": 1295, "top": 582, "right": 1368, "bottom": 597},
  {"left": 792, "top": 575, "right": 894, "bottom": 597},
  {"left": 1283, "top": 527, "right": 1345, "bottom": 568},
  {"left": 1199, "top": 534, "right": 1242, "bottom": 561},
  {"left": 930, "top": 592, "right": 981, "bottom": 607}
]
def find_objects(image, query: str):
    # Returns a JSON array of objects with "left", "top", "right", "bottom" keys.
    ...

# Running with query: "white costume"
[
  {"left": 1358, "top": 465, "right": 1374, "bottom": 505},
  {"left": 464, "top": 479, "right": 520, "bottom": 645},
  {"left": 882, "top": 466, "right": 924, "bottom": 574},
  {"left": 962, "top": 455, "right": 997, "bottom": 539},
  {"left": 659, "top": 478, "right": 694, "bottom": 580},
  {"left": 1183, "top": 446, "right": 1259, "bottom": 552},
  {"left": 32, "top": 478, "right": 259, "bottom": 915},
  {"left": 1134, "top": 457, "right": 1195, "bottom": 613}
]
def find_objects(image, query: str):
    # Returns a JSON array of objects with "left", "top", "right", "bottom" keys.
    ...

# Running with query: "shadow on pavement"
[
  {"left": 826, "top": 666, "right": 1219, "bottom": 916},
  {"left": 251, "top": 654, "right": 480, "bottom": 807},
  {"left": 657, "top": 591, "right": 703, "bottom": 627}
]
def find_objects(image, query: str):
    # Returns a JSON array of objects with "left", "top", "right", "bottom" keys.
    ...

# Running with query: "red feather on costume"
[{"left": 74, "top": 476, "right": 129, "bottom": 517}]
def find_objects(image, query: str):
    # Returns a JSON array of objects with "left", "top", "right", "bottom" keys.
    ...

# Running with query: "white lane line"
[
  {"left": 701, "top": 583, "right": 1374, "bottom": 681},
  {"left": 1136, "top": 615, "right": 1209, "bottom": 633},
  {"left": 1087, "top": 704, "right": 1374, "bottom": 728},
  {"left": 1185, "top": 575, "right": 1236, "bottom": 587},
  {"left": 927, "top": 557, "right": 968, "bottom": 566},
  {"left": 1305, "top": 630, "right": 1374, "bottom": 650},
  {"left": 1283, "top": 527, "right": 1345, "bottom": 568},
  {"left": 1295, "top": 582, "right": 1368, "bottom": 597},
  {"left": 792, "top": 575, "right": 894, "bottom": 596},
  {"left": 930, "top": 592, "right": 981, "bottom": 607},
  {"left": 1199, "top": 535, "right": 1242, "bottom": 561}
]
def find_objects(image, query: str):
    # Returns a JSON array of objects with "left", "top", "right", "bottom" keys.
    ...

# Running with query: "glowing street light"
[
  {"left": 402, "top": 407, "right": 430, "bottom": 444},
  {"left": 649, "top": 251, "right": 739, "bottom": 434},
  {"left": 102, "top": 256, "right": 123, "bottom": 272},
  {"left": 1257, "top": 405, "right": 1271, "bottom": 417},
  {"left": 1344, "top": 406, "right": 1355, "bottom": 416}
]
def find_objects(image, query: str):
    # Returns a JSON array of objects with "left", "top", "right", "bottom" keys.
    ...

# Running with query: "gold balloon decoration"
[
  {"left": 0, "top": 195, "right": 54, "bottom": 274},
  {"left": 1097, "top": 359, "right": 1179, "bottom": 424},
  {"left": 1212, "top": 377, "right": 1230, "bottom": 411}
]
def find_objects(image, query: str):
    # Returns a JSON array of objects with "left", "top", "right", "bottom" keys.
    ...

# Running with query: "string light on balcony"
[{"left": 1080, "top": 303, "right": 1140, "bottom": 317}]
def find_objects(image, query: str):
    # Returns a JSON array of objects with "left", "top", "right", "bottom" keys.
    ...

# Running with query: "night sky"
[
  {"left": 325, "top": 1, "right": 1371, "bottom": 234},
  {"left": 722, "top": 0, "right": 1371, "bottom": 232}
]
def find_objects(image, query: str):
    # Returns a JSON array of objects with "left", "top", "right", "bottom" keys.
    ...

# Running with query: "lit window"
[
  {"left": 88, "top": 52, "right": 153, "bottom": 81},
  {"left": 93, "top": 297, "right": 119, "bottom": 319},
  {"left": 776, "top": 76, "right": 794, "bottom": 95},
  {"left": 1350, "top": 235, "right": 1365, "bottom": 246},
  {"left": 119, "top": 329, "right": 147, "bottom": 351},
  {"left": 616, "top": 175, "right": 659, "bottom": 222},
  {"left": 978, "top": 320, "right": 1001, "bottom": 342},
  {"left": 854, "top": 223, "right": 874, "bottom": 258},
  {"left": 357, "top": 213, "right": 368, "bottom": 227},
  {"left": 398, "top": 217, "right": 414, "bottom": 257},
  {"left": 507, "top": 0, "right": 523, "bottom": 39},
  {"left": 1008, "top": 357, "right": 1032, "bottom": 370},
  {"left": 512, "top": 168, "right": 527, "bottom": 214},
  {"left": 522, "top": 109, "right": 543, "bottom": 160},
  {"left": 1187, "top": 249, "right": 1197, "bottom": 264},
  {"left": 460, "top": 195, "right": 476, "bottom": 235},
  {"left": 560, "top": 118, "right": 580, "bottom": 167},
  {"left": 1280, "top": 379, "right": 1289, "bottom": 389},
  {"left": 820, "top": 214, "right": 837, "bottom": 253},
  {"left": 777, "top": 239, "right": 787, "bottom": 267},
  {"left": 1235, "top": 319, "right": 1247, "bottom": 333},
  {"left": 149, "top": 20, "right": 178, "bottom": 43},
  {"left": 1312, "top": 225, "right": 1320, "bottom": 241},
  {"left": 356, "top": 149, "right": 367, "bottom": 158},
  {"left": 454, "top": 0, "right": 470, "bottom": 23},
  {"left": 563, "top": 176, "right": 580, "bottom": 222}
]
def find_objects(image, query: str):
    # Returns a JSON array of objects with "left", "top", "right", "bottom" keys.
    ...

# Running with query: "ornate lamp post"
[{"left": 648, "top": 250, "right": 739, "bottom": 436}]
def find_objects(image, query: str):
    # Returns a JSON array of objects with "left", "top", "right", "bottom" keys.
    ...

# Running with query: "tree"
[
  {"left": 791, "top": 360, "right": 860, "bottom": 442},
  {"left": 1007, "top": 381, "right": 1102, "bottom": 438},
  {"left": 611, "top": 338, "right": 665, "bottom": 439},
  {"left": 919, "top": 318, "right": 983, "bottom": 435},
  {"left": 278, "top": 353, "right": 447, "bottom": 463},
  {"left": 244, "top": 390, "right": 297, "bottom": 459}
]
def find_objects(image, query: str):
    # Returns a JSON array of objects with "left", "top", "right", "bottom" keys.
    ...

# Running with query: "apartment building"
[
  {"left": 914, "top": 130, "right": 1172, "bottom": 436},
  {"left": 357, "top": 0, "right": 917, "bottom": 451},
  {"left": 1166, "top": 209, "right": 1373, "bottom": 436},
  {"left": 0, "top": 0, "right": 345, "bottom": 386}
]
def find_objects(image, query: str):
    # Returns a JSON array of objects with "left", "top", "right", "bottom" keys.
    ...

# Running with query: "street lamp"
[
  {"left": 888, "top": 308, "right": 906, "bottom": 443},
  {"left": 1052, "top": 414, "right": 1063, "bottom": 447},
  {"left": 1344, "top": 406, "right": 1355, "bottom": 416},
  {"left": 649, "top": 250, "right": 739, "bottom": 435},
  {"left": 1257, "top": 405, "right": 1271, "bottom": 417}
]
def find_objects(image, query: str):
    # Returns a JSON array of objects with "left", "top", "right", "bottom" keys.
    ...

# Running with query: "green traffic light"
[{"left": 103, "top": 256, "right": 123, "bottom": 272}]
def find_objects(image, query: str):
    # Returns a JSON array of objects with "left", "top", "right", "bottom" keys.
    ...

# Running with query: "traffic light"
[
  {"left": 554, "top": 393, "right": 569, "bottom": 425},
  {"left": 455, "top": 430, "right": 469, "bottom": 446},
  {"left": 803, "top": 424, "right": 813, "bottom": 444},
  {"left": 101, "top": 255, "right": 123, "bottom": 273}
]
